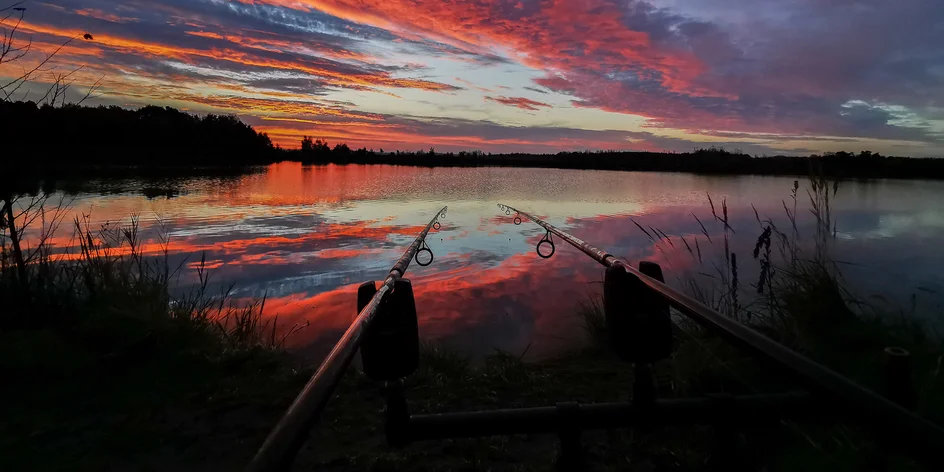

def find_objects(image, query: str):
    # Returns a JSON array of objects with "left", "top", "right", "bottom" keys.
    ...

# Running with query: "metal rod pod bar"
[
  {"left": 246, "top": 206, "right": 448, "bottom": 472},
  {"left": 501, "top": 204, "right": 944, "bottom": 462},
  {"left": 407, "top": 392, "right": 819, "bottom": 441}
]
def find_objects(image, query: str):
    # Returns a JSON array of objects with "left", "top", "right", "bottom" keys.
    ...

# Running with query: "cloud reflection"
[{"left": 29, "top": 165, "right": 944, "bottom": 359}]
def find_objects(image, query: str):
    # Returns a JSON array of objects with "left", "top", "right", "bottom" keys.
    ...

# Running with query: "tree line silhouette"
[
  {"left": 2, "top": 101, "right": 277, "bottom": 174},
  {"left": 4, "top": 101, "right": 944, "bottom": 181},
  {"left": 296, "top": 137, "right": 944, "bottom": 180}
]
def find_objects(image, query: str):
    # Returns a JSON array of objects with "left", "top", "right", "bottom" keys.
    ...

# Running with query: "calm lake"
[{"left": 45, "top": 163, "right": 944, "bottom": 359}]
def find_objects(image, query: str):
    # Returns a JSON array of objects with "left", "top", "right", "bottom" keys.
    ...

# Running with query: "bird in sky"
[{"left": 83, "top": 33, "right": 94, "bottom": 40}]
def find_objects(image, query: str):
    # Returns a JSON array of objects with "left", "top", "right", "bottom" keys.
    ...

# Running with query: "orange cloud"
[
  {"left": 16, "top": 20, "right": 459, "bottom": 93},
  {"left": 259, "top": 117, "right": 386, "bottom": 127},
  {"left": 74, "top": 8, "right": 139, "bottom": 23},
  {"left": 184, "top": 30, "right": 372, "bottom": 63},
  {"left": 485, "top": 96, "right": 550, "bottom": 111},
  {"left": 454, "top": 77, "right": 493, "bottom": 93},
  {"left": 159, "top": 93, "right": 375, "bottom": 119}
]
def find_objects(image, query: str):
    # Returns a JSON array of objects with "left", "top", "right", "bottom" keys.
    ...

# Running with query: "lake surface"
[{"left": 42, "top": 163, "right": 944, "bottom": 359}]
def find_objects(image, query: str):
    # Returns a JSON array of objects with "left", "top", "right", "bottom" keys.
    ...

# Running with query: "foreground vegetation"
[
  {"left": 0, "top": 204, "right": 303, "bottom": 470},
  {"left": 2, "top": 180, "right": 942, "bottom": 471}
]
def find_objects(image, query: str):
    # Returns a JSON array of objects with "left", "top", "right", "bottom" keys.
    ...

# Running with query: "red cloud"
[
  {"left": 253, "top": 0, "right": 710, "bottom": 96},
  {"left": 485, "top": 96, "right": 550, "bottom": 111}
]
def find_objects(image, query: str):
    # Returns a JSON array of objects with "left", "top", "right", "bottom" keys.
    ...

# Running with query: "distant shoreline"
[
  {"left": 282, "top": 150, "right": 944, "bottom": 181},
  {"left": 21, "top": 152, "right": 944, "bottom": 180},
  {"left": 17, "top": 151, "right": 944, "bottom": 187},
  {"left": 20, "top": 155, "right": 944, "bottom": 197},
  {"left": 6, "top": 101, "right": 944, "bottom": 186}
]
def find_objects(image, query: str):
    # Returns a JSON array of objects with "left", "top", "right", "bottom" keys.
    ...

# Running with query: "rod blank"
[
  {"left": 246, "top": 206, "right": 447, "bottom": 472},
  {"left": 407, "top": 393, "right": 818, "bottom": 441}
]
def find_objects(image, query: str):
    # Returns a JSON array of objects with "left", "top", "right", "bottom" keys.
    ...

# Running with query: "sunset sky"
[{"left": 3, "top": 0, "right": 944, "bottom": 155}]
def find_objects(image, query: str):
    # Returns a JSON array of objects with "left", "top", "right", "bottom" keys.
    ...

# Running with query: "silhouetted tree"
[{"left": 301, "top": 136, "right": 314, "bottom": 152}]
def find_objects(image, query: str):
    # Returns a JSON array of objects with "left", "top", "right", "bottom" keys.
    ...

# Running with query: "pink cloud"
[{"left": 485, "top": 96, "right": 551, "bottom": 111}]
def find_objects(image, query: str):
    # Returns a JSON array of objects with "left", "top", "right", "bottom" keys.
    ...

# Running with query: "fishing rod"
[
  {"left": 499, "top": 203, "right": 944, "bottom": 462},
  {"left": 246, "top": 206, "right": 448, "bottom": 472}
]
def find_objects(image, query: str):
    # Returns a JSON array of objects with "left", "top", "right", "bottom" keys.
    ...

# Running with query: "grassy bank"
[
  {"left": 8, "top": 339, "right": 934, "bottom": 471},
  {"left": 0, "top": 210, "right": 300, "bottom": 470}
]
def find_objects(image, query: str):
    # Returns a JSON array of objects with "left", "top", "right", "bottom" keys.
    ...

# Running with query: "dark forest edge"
[{"left": 6, "top": 101, "right": 944, "bottom": 184}]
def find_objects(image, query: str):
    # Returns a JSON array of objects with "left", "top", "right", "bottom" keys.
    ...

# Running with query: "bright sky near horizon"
[{"left": 3, "top": 0, "right": 943, "bottom": 155}]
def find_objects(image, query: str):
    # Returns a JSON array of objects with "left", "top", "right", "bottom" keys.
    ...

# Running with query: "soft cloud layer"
[{"left": 2, "top": 0, "right": 943, "bottom": 155}]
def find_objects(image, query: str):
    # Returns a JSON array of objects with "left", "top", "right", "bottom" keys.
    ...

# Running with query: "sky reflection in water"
[{"left": 44, "top": 163, "right": 944, "bottom": 359}]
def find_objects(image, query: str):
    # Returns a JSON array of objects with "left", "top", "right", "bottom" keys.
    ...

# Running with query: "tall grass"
[
  {"left": 608, "top": 175, "right": 944, "bottom": 421},
  {"left": 629, "top": 176, "right": 856, "bottom": 342},
  {"left": 0, "top": 202, "right": 296, "bottom": 361},
  {"left": 578, "top": 296, "right": 608, "bottom": 350},
  {"left": 567, "top": 177, "right": 944, "bottom": 471},
  {"left": 0, "top": 198, "right": 314, "bottom": 472}
]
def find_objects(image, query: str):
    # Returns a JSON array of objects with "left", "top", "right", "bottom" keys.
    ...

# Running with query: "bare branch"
[
  {"left": 25, "top": 195, "right": 73, "bottom": 264},
  {"left": 76, "top": 74, "right": 104, "bottom": 105},
  {"left": 1, "top": 6, "right": 28, "bottom": 65},
  {"left": 0, "top": 2, "right": 28, "bottom": 14},
  {"left": 2, "top": 5, "right": 103, "bottom": 107},
  {"left": 2, "top": 35, "right": 78, "bottom": 102}
]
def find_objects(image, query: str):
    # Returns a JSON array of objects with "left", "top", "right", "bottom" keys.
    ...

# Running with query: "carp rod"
[
  {"left": 246, "top": 206, "right": 447, "bottom": 472},
  {"left": 499, "top": 203, "right": 944, "bottom": 462}
]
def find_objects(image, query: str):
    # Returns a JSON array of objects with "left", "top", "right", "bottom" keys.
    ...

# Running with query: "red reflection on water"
[
  {"left": 40, "top": 220, "right": 424, "bottom": 266},
  {"left": 24, "top": 163, "right": 809, "bottom": 361},
  {"left": 197, "top": 200, "right": 737, "bottom": 358},
  {"left": 269, "top": 250, "right": 595, "bottom": 357}
]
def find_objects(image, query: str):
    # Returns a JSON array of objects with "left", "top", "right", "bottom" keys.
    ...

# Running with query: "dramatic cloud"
[{"left": 2, "top": 0, "right": 942, "bottom": 155}]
